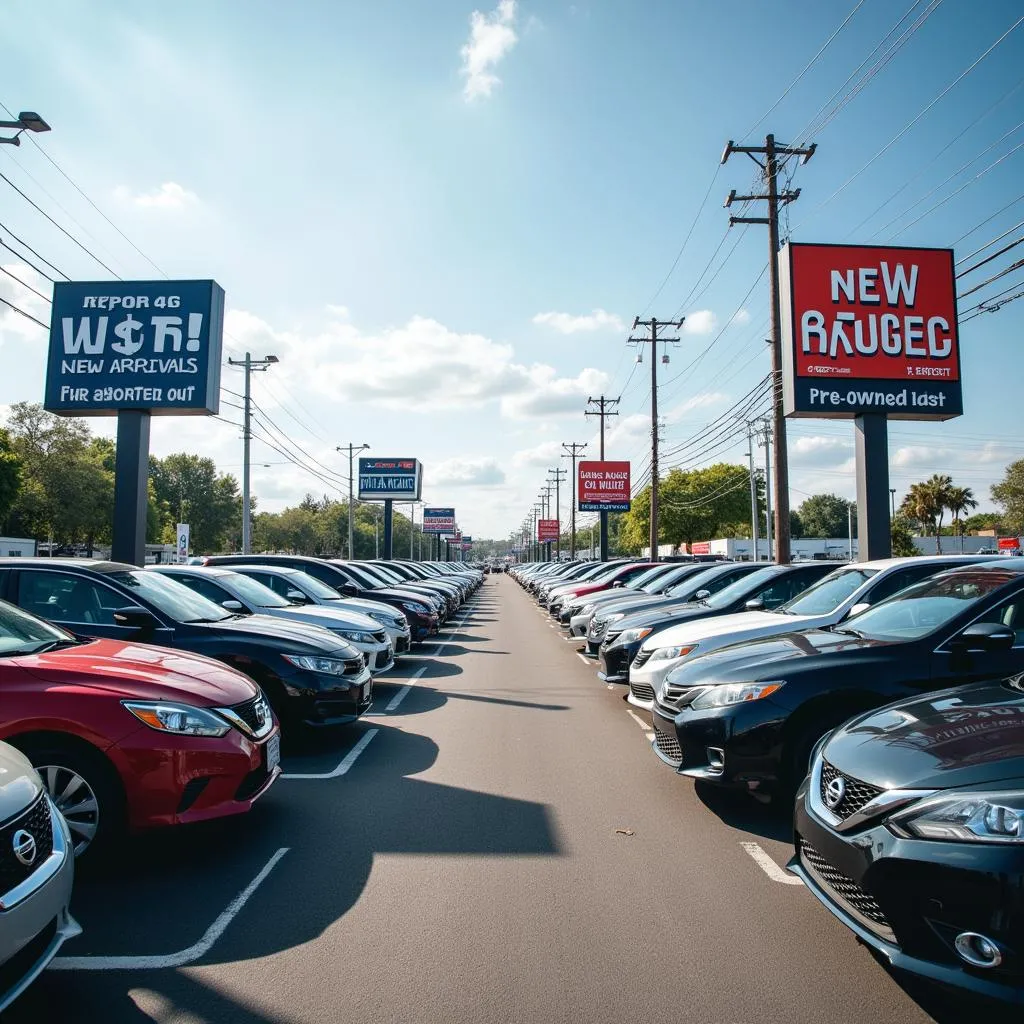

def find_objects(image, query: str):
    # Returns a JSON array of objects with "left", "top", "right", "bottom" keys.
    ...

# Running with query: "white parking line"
[
  {"left": 575, "top": 652, "right": 592, "bottom": 665},
  {"left": 625, "top": 709, "right": 656, "bottom": 741},
  {"left": 383, "top": 665, "right": 429, "bottom": 712},
  {"left": 281, "top": 728, "right": 378, "bottom": 780},
  {"left": 50, "top": 847, "right": 290, "bottom": 971},
  {"left": 740, "top": 842, "right": 804, "bottom": 885}
]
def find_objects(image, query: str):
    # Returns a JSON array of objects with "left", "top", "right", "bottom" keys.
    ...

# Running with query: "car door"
[
  {"left": 15, "top": 568, "right": 174, "bottom": 642},
  {"left": 931, "top": 586, "right": 1024, "bottom": 685},
  {"left": 747, "top": 570, "right": 821, "bottom": 611}
]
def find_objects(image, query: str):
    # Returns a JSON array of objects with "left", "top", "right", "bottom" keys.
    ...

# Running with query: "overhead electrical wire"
[
  {"left": 0, "top": 265, "right": 50, "bottom": 303},
  {"left": 0, "top": 295, "right": 48, "bottom": 329},
  {"left": 0, "top": 220, "right": 67, "bottom": 280}
]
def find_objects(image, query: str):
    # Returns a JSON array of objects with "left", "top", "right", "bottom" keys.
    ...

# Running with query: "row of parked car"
[
  {"left": 511, "top": 555, "right": 1024, "bottom": 1007},
  {"left": 0, "top": 553, "right": 482, "bottom": 1012}
]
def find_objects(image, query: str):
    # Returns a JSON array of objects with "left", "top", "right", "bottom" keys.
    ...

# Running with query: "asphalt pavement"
[{"left": 8, "top": 574, "right": 1011, "bottom": 1023}]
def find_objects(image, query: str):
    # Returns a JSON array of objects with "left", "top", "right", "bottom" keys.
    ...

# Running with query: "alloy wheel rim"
[{"left": 38, "top": 764, "right": 100, "bottom": 857}]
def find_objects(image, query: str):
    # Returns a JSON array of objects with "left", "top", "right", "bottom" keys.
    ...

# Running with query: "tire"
[
  {"left": 784, "top": 723, "right": 834, "bottom": 797},
  {"left": 17, "top": 740, "right": 124, "bottom": 861}
]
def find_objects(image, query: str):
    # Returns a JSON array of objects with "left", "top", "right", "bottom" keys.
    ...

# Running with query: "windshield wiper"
[
  {"left": 831, "top": 627, "right": 864, "bottom": 638},
  {"left": 16, "top": 638, "right": 81, "bottom": 654}
]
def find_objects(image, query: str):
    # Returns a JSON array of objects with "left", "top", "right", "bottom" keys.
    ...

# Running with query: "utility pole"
[
  {"left": 561, "top": 442, "right": 587, "bottom": 560},
  {"left": 548, "top": 467, "right": 567, "bottom": 560},
  {"left": 585, "top": 395, "right": 619, "bottom": 561},
  {"left": 336, "top": 443, "right": 370, "bottom": 559},
  {"left": 540, "top": 482, "right": 554, "bottom": 562},
  {"left": 629, "top": 317, "right": 684, "bottom": 562},
  {"left": 757, "top": 417, "right": 773, "bottom": 561},
  {"left": 227, "top": 352, "right": 278, "bottom": 554},
  {"left": 745, "top": 420, "right": 760, "bottom": 562},
  {"left": 890, "top": 488, "right": 897, "bottom": 520},
  {"left": 722, "top": 133, "right": 816, "bottom": 564}
]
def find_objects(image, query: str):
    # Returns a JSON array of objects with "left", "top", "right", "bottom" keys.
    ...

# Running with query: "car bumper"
[
  {"left": 0, "top": 800, "right": 80, "bottom": 1014},
  {"left": 600, "top": 641, "right": 640, "bottom": 686},
  {"left": 113, "top": 723, "right": 283, "bottom": 829},
  {"left": 627, "top": 656, "right": 683, "bottom": 701},
  {"left": 651, "top": 699, "right": 786, "bottom": 789},
  {"left": 409, "top": 612, "right": 440, "bottom": 641},
  {"left": 360, "top": 641, "right": 394, "bottom": 675},
  {"left": 791, "top": 781, "right": 1024, "bottom": 1006},
  {"left": 568, "top": 614, "right": 591, "bottom": 638}
]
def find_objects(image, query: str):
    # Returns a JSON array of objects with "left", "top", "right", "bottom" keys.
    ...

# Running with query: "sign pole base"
[
  {"left": 855, "top": 413, "right": 891, "bottom": 561},
  {"left": 112, "top": 410, "right": 151, "bottom": 566}
]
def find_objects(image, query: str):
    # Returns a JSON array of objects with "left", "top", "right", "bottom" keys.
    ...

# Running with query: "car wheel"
[
  {"left": 785, "top": 723, "right": 837, "bottom": 797},
  {"left": 19, "top": 742, "right": 124, "bottom": 860}
]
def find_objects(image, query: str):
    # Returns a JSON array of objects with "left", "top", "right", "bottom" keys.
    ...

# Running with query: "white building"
[{"left": 0, "top": 537, "right": 37, "bottom": 557}]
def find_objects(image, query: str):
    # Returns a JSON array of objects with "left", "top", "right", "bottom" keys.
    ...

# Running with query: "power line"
[
  {"left": 0, "top": 220, "right": 67, "bottom": 279},
  {"left": 0, "top": 265, "right": 50, "bottom": 303},
  {"left": 0, "top": 295, "right": 48, "bottom": 329}
]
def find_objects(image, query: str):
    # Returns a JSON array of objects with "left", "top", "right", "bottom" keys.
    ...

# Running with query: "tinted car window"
[
  {"left": 969, "top": 593, "right": 1024, "bottom": 646},
  {"left": 664, "top": 566, "right": 740, "bottom": 599},
  {"left": 778, "top": 566, "right": 877, "bottom": 616},
  {"left": 218, "top": 572, "right": 291, "bottom": 608},
  {"left": 862, "top": 564, "right": 947, "bottom": 606},
  {"left": 757, "top": 572, "right": 818, "bottom": 609},
  {"left": 18, "top": 570, "right": 122, "bottom": 626},
  {"left": 107, "top": 570, "right": 231, "bottom": 623},
  {"left": 175, "top": 575, "right": 232, "bottom": 606},
  {"left": 242, "top": 571, "right": 290, "bottom": 597},
  {"left": 705, "top": 567, "right": 783, "bottom": 609}
]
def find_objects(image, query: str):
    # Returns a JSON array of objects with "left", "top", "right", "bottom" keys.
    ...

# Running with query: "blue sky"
[{"left": 2, "top": 0, "right": 1023, "bottom": 540}]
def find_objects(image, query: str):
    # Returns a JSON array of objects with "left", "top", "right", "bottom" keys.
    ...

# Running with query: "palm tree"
[
  {"left": 925, "top": 474, "right": 954, "bottom": 553},
  {"left": 901, "top": 483, "right": 937, "bottom": 544},
  {"left": 947, "top": 485, "right": 978, "bottom": 552}
]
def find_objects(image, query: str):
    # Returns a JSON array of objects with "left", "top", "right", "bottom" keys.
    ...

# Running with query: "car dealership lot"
[{"left": 7, "top": 576, "right": 1017, "bottom": 1023}]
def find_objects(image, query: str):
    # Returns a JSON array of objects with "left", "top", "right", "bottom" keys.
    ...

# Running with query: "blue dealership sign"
[
  {"left": 422, "top": 507, "right": 455, "bottom": 534},
  {"left": 358, "top": 458, "right": 423, "bottom": 500},
  {"left": 44, "top": 280, "right": 225, "bottom": 416}
]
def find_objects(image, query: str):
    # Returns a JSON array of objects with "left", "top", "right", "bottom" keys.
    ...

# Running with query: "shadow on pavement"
[
  {"left": 693, "top": 780, "right": 793, "bottom": 844},
  {"left": 380, "top": 683, "right": 570, "bottom": 717}
]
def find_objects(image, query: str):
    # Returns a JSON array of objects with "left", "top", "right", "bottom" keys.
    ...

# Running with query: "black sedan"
[
  {"left": 0, "top": 559, "right": 373, "bottom": 730},
  {"left": 791, "top": 678, "right": 1024, "bottom": 1006},
  {"left": 650, "top": 562, "right": 1024, "bottom": 800},
  {"left": 205, "top": 554, "right": 440, "bottom": 641}
]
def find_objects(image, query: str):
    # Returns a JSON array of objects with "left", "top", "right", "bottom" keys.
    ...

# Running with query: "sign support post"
[
  {"left": 383, "top": 500, "right": 394, "bottom": 560},
  {"left": 855, "top": 414, "right": 891, "bottom": 560},
  {"left": 111, "top": 410, "right": 150, "bottom": 565}
]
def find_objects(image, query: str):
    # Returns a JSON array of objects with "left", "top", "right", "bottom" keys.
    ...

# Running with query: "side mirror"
[
  {"left": 954, "top": 622, "right": 1016, "bottom": 652},
  {"left": 112, "top": 606, "right": 159, "bottom": 635},
  {"left": 848, "top": 602, "right": 871, "bottom": 618},
  {"left": 340, "top": 583, "right": 360, "bottom": 598},
  {"left": 286, "top": 589, "right": 310, "bottom": 604},
  {"left": 744, "top": 597, "right": 765, "bottom": 611},
  {"left": 694, "top": 589, "right": 711, "bottom": 601},
  {"left": 612, "top": 581, "right": 624, "bottom": 588},
  {"left": 221, "top": 600, "right": 246, "bottom": 613}
]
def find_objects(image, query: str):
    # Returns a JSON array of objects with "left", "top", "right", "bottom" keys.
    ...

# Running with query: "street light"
[
  {"left": 0, "top": 111, "right": 51, "bottom": 146},
  {"left": 336, "top": 443, "right": 370, "bottom": 559},
  {"left": 227, "top": 352, "right": 278, "bottom": 554}
]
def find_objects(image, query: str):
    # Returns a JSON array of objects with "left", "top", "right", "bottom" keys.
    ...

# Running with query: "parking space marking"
[
  {"left": 626, "top": 709, "right": 656, "bottom": 742},
  {"left": 281, "top": 728, "right": 379, "bottom": 780},
  {"left": 383, "top": 665, "right": 429, "bottom": 712},
  {"left": 50, "top": 847, "right": 290, "bottom": 971},
  {"left": 576, "top": 652, "right": 592, "bottom": 665},
  {"left": 740, "top": 842, "right": 804, "bottom": 885}
]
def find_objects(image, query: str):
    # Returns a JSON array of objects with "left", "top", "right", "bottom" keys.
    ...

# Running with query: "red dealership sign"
[
  {"left": 688, "top": 541, "right": 711, "bottom": 555},
  {"left": 537, "top": 519, "right": 560, "bottom": 542},
  {"left": 998, "top": 537, "right": 1021, "bottom": 551},
  {"left": 578, "top": 461, "right": 631, "bottom": 512},
  {"left": 779, "top": 243, "right": 962, "bottom": 420}
]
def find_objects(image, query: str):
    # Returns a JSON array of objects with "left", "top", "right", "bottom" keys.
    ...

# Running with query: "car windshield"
[
  {"left": 704, "top": 566, "right": 783, "bottom": 609},
  {"left": 0, "top": 600, "right": 74, "bottom": 656},
  {"left": 627, "top": 565, "right": 669, "bottom": 591},
  {"left": 340, "top": 564, "right": 384, "bottom": 590},
  {"left": 843, "top": 570, "right": 1015, "bottom": 641},
  {"left": 288, "top": 571, "right": 342, "bottom": 600},
  {"left": 220, "top": 572, "right": 292, "bottom": 608},
  {"left": 777, "top": 566, "right": 877, "bottom": 616},
  {"left": 110, "top": 570, "right": 232, "bottom": 623}
]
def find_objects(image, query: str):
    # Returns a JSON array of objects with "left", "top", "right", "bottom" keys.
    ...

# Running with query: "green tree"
[
  {"left": 902, "top": 474, "right": 956, "bottom": 553},
  {"left": 962, "top": 512, "right": 1002, "bottom": 534},
  {"left": 150, "top": 453, "right": 243, "bottom": 553},
  {"left": 992, "top": 460, "right": 1024, "bottom": 536},
  {"left": 890, "top": 515, "right": 917, "bottom": 557},
  {"left": 946, "top": 485, "right": 978, "bottom": 552},
  {"left": 0, "top": 428, "right": 23, "bottom": 527},
  {"left": 797, "top": 493, "right": 856, "bottom": 538}
]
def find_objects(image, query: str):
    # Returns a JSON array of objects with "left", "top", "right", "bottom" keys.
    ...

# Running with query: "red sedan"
[{"left": 0, "top": 600, "right": 281, "bottom": 859}]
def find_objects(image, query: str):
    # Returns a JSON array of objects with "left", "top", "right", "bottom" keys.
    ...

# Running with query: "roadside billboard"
[
  {"left": 578, "top": 460, "right": 631, "bottom": 512},
  {"left": 779, "top": 243, "right": 961, "bottom": 420},
  {"left": 358, "top": 458, "right": 423, "bottom": 500},
  {"left": 44, "top": 280, "right": 225, "bottom": 416},
  {"left": 537, "top": 519, "right": 560, "bottom": 542},
  {"left": 423, "top": 507, "right": 456, "bottom": 534}
]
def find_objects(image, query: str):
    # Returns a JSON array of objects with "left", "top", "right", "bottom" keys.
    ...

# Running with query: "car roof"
[
  {"left": 221, "top": 564, "right": 301, "bottom": 575},
  {"left": 0, "top": 557, "right": 136, "bottom": 573},
  {"left": 858, "top": 555, "right": 1007, "bottom": 571},
  {"left": 941, "top": 560, "right": 1024, "bottom": 576},
  {"left": 150, "top": 565, "right": 232, "bottom": 577}
]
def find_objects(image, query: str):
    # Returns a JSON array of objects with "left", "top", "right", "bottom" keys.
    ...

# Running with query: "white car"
[
  {"left": 627, "top": 556, "right": 1001, "bottom": 710},
  {"left": 226, "top": 563, "right": 412, "bottom": 656},
  {"left": 148, "top": 566, "right": 396, "bottom": 674}
]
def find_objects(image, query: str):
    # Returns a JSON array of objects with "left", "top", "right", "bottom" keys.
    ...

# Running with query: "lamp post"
[
  {"left": 227, "top": 352, "right": 278, "bottom": 554},
  {"left": 336, "top": 443, "right": 370, "bottom": 559},
  {"left": 0, "top": 111, "right": 51, "bottom": 146}
]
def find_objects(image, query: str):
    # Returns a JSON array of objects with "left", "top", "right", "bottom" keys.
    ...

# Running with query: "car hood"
[
  {"left": 328, "top": 597, "right": 405, "bottom": 621},
  {"left": 638, "top": 609, "right": 819, "bottom": 651},
  {"left": 607, "top": 601, "right": 714, "bottom": 632},
  {"left": 822, "top": 679, "right": 1024, "bottom": 791},
  {"left": 13, "top": 638, "right": 258, "bottom": 706},
  {"left": 192, "top": 613, "right": 360, "bottom": 656},
  {"left": 0, "top": 743, "right": 43, "bottom": 824},
  {"left": 364, "top": 586, "right": 434, "bottom": 609},
  {"left": 261, "top": 605, "right": 381, "bottom": 632}
]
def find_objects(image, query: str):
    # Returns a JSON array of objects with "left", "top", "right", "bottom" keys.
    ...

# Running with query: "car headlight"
[
  {"left": 282, "top": 654, "right": 351, "bottom": 676},
  {"left": 340, "top": 630, "right": 376, "bottom": 644},
  {"left": 889, "top": 791, "right": 1024, "bottom": 844},
  {"left": 648, "top": 644, "right": 698, "bottom": 662},
  {"left": 617, "top": 627, "right": 653, "bottom": 644},
  {"left": 122, "top": 700, "right": 230, "bottom": 737},
  {"left": 689, "top": 681, "right": 785, "bottom": 710}
]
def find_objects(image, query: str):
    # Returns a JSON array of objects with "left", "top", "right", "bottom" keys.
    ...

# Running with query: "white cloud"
[
  {"left": 532, "top": 308, "right": 624, "bottom": 334},
  {"left": 460, "top": 0, "right": 519, "bottom": 101},
  {"left": 664, "top": 391, "right": 728, "bottom": 423},
  {"left": 0, "top": 263, "right": 49, "bottom": 340},
  {"left": 790, "top": 435, "right": 854, "bottom": 466},
  {"left": 606, "top": 413, "right": 649, "bottom": 448},
  {"left": 325, "top": 304, "right": 350, "bottom": 320},
  {"left": 431, "top": 457, "right": 507, "bottom": 486},
  {"left": 512, "top": 440, "right": 565, "bottom": 468},
  {"left": 114, "top": 181, "right": 199, "bottom": 209},
  {"left": 730, "top": 309, "right": 752, "bottom": 327},
  {"left": 682, "top": 309, "right": 718, "bottom": 335},
  {"left": 223, "top": 309, "right": 607, "bottom": 420}
]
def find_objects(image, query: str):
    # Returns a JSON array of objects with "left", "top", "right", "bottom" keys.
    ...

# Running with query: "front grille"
[
  {"left": 820, "top": 759, "right": 884, "bottom": 820},
  {"left": 632, "top": 649, "right": 653, "bottom": 669},
  {"left": 590, "top": 620, "right": 608, "bottom": 641},
  {"left": 800, "top": 840, "right": 892, "bottom": 935},
  {"left": 630, "top": 680, "right": 656, "bottom": 702},
  {"left": 654, "top": 722, "right": 682, "bottom": 763},
  {"left": 660, "top": 681, "right": 694, "bottom": 709},
  {"left": 230, "top": 694, "right": 271, "bottom": 735},
  {"left": 344, "top": 657, "right": 365, "bottom": 676},
  {"left": 0, "top": 795, "right": 54, "bottom": 897},
  {"left": 602, "top": 630, "right": 621, "bottom": 648},
  {"left": 396, "top": 635, "right": 411, "bottom": 653},
  {"left": 372, "top": 630, "right": 387, "bottom": 644}
]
